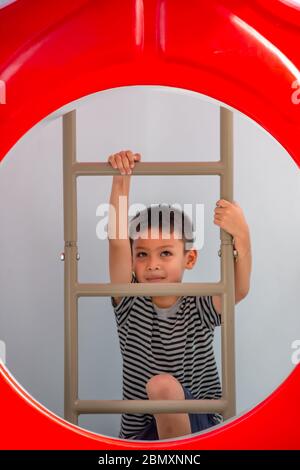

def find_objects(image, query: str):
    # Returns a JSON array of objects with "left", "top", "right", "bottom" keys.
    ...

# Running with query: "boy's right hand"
[{"left": 108, "top": 150, "right": 141, "bottom": 175}]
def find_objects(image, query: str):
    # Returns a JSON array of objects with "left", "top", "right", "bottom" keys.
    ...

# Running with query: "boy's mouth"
[{"left": 146, "top": 276, "right": 166, "bottom": 281}]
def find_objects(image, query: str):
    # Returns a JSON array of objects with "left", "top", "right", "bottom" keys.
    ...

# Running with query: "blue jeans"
[{"left": 133, "top": 386, "right": 217, "bottom": 441}]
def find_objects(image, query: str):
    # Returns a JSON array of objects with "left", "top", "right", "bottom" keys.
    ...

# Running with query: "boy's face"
[{"left": 132, "top": 228, "right": 197, "bottom": 283}]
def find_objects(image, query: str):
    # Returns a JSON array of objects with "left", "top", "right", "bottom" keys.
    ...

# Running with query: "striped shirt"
[{"left": 111, "top": 272, "right": 223, "bottom": 440}]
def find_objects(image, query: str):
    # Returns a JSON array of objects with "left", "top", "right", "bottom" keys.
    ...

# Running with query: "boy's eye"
[{"left": 161, "top": 250, "right": 172, "bottom": 256}]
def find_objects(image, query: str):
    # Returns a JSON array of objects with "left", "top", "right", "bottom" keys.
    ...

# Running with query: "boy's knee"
[{"left": 146, "top": 373, "right": 184, "bottom": 399}]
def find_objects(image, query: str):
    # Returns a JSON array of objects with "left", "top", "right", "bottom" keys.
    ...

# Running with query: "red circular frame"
[{"left": 0, "top": 0, "right": 299, "bottom": 450}]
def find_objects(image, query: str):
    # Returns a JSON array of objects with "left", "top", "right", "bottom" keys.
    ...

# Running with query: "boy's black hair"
[{"left": 129, "top": 204, "right": 195, "bottom": 254}]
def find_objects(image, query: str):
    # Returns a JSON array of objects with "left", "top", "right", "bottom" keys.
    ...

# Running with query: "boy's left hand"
[{"left": 214, "top": 199, "right": 249, "bottom": 239}]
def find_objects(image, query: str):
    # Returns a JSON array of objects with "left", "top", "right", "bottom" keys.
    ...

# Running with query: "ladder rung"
[
  {"left": 74, "top": 282, "right": 225, "bottom": 298},
  {"left": 74, "top": 399, "right": 228, "bottom": 414},
  {"left": 72, "top": 161, "right": 225, "bottom": 176}
]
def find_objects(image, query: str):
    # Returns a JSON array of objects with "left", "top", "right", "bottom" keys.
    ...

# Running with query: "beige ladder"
[{"left": 62, "top": 106, "right": 236, "bottom": 425}]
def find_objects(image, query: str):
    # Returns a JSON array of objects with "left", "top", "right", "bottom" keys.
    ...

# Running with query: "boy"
[{"left": 108, "top": 150, "right": 252, "bottom": 441}]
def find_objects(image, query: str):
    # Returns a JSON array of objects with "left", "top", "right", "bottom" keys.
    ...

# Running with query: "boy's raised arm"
[{"left": 108, "top": 151, "right": 140, "bottom": 299}]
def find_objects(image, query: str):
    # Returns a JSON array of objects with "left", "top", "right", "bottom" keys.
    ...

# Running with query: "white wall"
[{"left": 0, "top": 86, "right": 299, "bottom": 439}]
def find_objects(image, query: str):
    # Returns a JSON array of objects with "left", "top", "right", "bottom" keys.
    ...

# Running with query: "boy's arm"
[
  {"left": 109, "top": 174, "right": 133, "bottom": 306},
  {"left": 233, "top": 228, "right": 252, "bottom": 299},
  {"left": 212, "top": 199, "right": 252, "bottom": 315},
  {"left": 212, "top": 228, "right": 252, "bottom": 314}
]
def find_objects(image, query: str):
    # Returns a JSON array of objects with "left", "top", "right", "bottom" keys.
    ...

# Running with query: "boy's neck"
[{"left": 151, "top": 296, "right": 180, "bottom": 309}]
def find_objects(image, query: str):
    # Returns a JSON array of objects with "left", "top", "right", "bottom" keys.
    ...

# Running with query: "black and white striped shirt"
[{"left": 111, "top": 272, "right": 223, "bottom": 440}]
